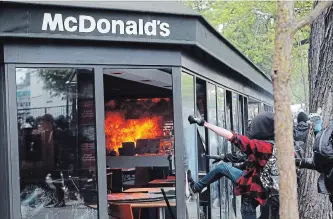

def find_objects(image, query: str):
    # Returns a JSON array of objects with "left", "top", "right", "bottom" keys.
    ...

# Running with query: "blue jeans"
[{"left": 193, "top": 162, "right": 258, "bottom": 219}]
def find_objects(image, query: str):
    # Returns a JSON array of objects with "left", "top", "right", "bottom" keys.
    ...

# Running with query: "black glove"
[
  {"left": 206, "top": 155, "right": 225, "bottom": 164},
  {"left": 188, "top": 115, "right": 205, "bottom": 126}
]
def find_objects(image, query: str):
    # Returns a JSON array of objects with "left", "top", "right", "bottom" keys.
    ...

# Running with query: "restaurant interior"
[
  {"left": 103, "top": 68, "right": 177, "bottom": 219},
  {"left": 16, "top": 68, "right": 268, "bottom": 219}
]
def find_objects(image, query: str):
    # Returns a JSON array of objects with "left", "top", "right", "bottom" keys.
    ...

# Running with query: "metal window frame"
[
  {"left": 3, "top": 63, "right": 189, "bottom": 219},
  {"left": 1, "top": 64, "right": 22, "bottom": 219},
  {"left": 5, "top": 64, "right": 111, "bottom": 219}
]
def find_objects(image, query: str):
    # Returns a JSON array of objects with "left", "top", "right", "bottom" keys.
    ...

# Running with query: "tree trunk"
[
  {"left": 309, "top": 2, "right": 333, "bottom": 125},
  {"left": 297, "top": 124, "right": 332, "bottom": 218},
  {"left": 298, "top": 2, "right": 333, "bottom": 218},
  {"left": 272, "top": 1, "right": 300, "bottom": 218}
]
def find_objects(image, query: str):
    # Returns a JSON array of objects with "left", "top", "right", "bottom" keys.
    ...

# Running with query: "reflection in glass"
[
  {"left": 196, "top": 79, "right": 207, "bottom": 173},
  {"left": 232, "top": 93, "right": 239, "bottom": 133},
  {"left": 264, "top": 104, "right": 273, "bottom": 112},
  {"left": 217, "top": 87, "right": 228, "bottom": 219},
  {"left": 248, "top": 99, "right": 261, "bottom": 120},
  {"left": 225, "top": 91, "right": 235, "bottom": 218},
  {"left": 238, "top": 96, "right": 244, "bottom": 135},
  {"left": 207, "top": 83, "right": 220, "bottom": 219},
  {"left": 182, "top": 72, "right": 199, "bottom": 219},
  {"left": 244, "top": 98, "right": 249, "bottom": 136},
  {"left": 17, "top": 68, "right": 98, "bottom": 219}
]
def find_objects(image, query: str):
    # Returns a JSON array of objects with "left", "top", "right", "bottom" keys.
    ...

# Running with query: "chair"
[
  {"left": 151, "top": 166, "right": 169, "bottom": 179},
  {"left": 134, "top": 167, "right": 152, "bottom": 187},
  {"left": 111, "top": 168, "right": 123, "bottom": 192},
  {"left": 106, "top": 172, "right": 113, "bottom": 193},
  {"left": 109, "top": 204, "right": 136, "bottom": 219}
]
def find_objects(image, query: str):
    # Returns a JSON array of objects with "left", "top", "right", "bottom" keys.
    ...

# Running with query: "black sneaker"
[
  {"left": 187, "top": 169, "right": 194, "bottom": 184},
  {"left": 188, "top": 115, "right": 205, "bottom": 126},
  {"left": 186, "top": 170, "right": 196, "bottom": 198}
]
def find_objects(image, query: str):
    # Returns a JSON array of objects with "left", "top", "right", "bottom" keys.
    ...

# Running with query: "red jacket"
[{"left": 230, "top": 133, "right": 273, "bottom": 205}]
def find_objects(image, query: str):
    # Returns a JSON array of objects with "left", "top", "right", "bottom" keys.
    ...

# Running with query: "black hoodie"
[
  {"left": 249, "top": 112, "right": 275, "bottom": 140},
  {"left": 293, "top": 121, "right": 309, "bottom": 142}
]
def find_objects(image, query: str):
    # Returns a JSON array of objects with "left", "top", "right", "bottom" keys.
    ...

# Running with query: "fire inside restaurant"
[
  {"left": 0, "top": 1, "right": 273, "bottom": 219},
  {"left": 104, "top": 98, "right": 173, "bottom": 154}
]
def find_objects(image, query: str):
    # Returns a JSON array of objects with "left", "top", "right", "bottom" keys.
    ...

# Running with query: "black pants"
[
  {"left": 38, "top": 169, "right": 65, "bottom": 205},
  {"left": 241, "top": 195, "right": 258, "bottom": 219},
  {"left": 53, "top": 182, "right": 65, "bottom": 204},
  {"left": 48, "top": 170, "right": 65, "bottom": 204},
  {"left": 259, "top": 193, "right": 279, "bottom": 219}
]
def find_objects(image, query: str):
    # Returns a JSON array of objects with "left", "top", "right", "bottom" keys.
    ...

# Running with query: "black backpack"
[{"left": 313, "top": 121, "right": 333, "bottom": 173}]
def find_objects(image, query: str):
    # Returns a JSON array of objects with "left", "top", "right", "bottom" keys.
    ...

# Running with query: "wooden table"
[
  {"left": 124, "top": 187, "right": 175, "bottom": 194},
  {"left": 108, "top": 193, "right": 175, "bottom": 219},
  {"left": 148, "top": 179, "right": 175, "bottom": 187},
  {"left": 166, "top": 175, "right": 175, "bottom": 180}
]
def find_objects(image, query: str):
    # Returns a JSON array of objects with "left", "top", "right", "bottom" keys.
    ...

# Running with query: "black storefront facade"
[{"left": 0, "top": 1, "right": 273, "bottom": 219}]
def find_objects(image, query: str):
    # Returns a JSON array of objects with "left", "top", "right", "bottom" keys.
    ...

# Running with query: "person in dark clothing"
[
  {"left": 296, "top": 158, "right": 333, "bottom": 210},
  {"left": 293, "top": 112, "right": 309, "bottom": 142},
  {"left": 207, "top": 152, "right": 279, "bottom": 219},
  {"left": 39, "top": 114, "right": 65, "bottom": 207},
  {"left": 296, "top": 120, "right": 333, "bottom": 211},
  {"left": 54, "top": 115, "right": 68, "bottom": 131},
  {"left": 187, "top": 112, "right": 278, "bottom": 219}
]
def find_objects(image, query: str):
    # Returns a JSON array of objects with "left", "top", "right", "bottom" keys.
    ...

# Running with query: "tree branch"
[
  {"left": 292, "top": 1, "right": 332, "bottom": 33},
  {"left": 293, "top": 38, "right": 309, "bottom": 47},
  {"left": 291, "top": 85, "right": 304, "bottom": 104}
]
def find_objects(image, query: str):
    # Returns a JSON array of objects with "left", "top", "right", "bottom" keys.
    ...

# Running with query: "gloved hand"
[
  {"left": 188, "top": 115, "right": 205, "bottom": 126},
  {"left": 206, "top": 155, "right": 225, "bottom": 164}
]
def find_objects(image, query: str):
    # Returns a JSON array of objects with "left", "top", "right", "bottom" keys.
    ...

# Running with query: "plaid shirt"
[{"left": 230, "top": 133, "right": 273, "bottom": 205}]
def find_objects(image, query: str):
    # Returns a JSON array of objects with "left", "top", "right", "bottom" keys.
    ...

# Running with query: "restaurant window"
[
  {"left": 225, "top": 91, "right": 233, "bottom": 154},
  {"left": 182, "top": 72, "right": 199, "bottom": 219},
  {"left": 232, "top": 93, "right": 239, "bottom": 134},
  {"left": 238, "top": 95, "right": 244, "bottom": 135},
  {"left": 196, "top": 78, "right": 207, "bottom": 173},
  {"left": 244, "top": 97, "right": 250, "bottom": 136},
  {"left": 248, "top": 98, "right": 260, "bottom": 120},
  {"left": 264, "top": 104, "right": 273, "bottom": 112},
  {"left": 17, "top": 68, "right": 99, "bottom": 219},
  {"left": 224, "top": 90, "right": 234, "bottom": 217},
  {"left": 207, "top": 83, "right": 220, "bottom": 219},
  {"left": 103, "top": 68, "right": 176, "bottom": 219},
  {"left": 196, "top": 78, "right": 208, "bottom": 218},
  {"left": 217, "top": 87, "right": 227, "bottom": 219}
]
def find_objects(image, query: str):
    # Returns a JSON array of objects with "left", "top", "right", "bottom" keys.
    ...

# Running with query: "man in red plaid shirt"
[{"left": 187, "top": 112, "right": 276, "bottom": 219}]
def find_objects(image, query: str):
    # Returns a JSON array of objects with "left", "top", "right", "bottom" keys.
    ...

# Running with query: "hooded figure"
[
  {"left": 249, "top": 112, "right": 279, "bottom": 219},
  {"left": 249, "top": 112, "right": 275, "bottom": 140},
  {"left": 187, "top": 112, "right": 279, "bottom": 219},
  {"left": 294, "top": 112, "right": 309, "bottom": 142}
]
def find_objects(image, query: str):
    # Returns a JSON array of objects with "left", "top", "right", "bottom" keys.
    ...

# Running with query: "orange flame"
[{"left": 105, "top": 111, "right": 164, "bottom": 153}]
